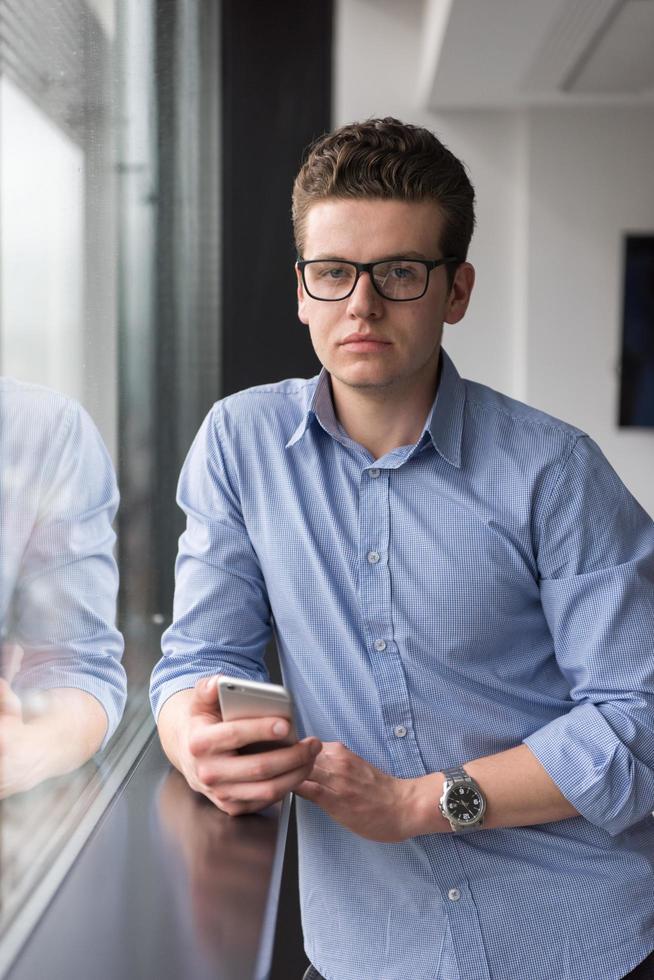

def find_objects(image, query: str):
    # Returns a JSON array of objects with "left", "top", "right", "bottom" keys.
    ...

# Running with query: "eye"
[
  {"left": 314, "top": 263, "right": 353, "bottom": 280},
  {"left": 374, "top": 261, "right": 420, "bottom": 283},
  {"left": 390, "top": 265, "right": 416, "bottom": 280}
]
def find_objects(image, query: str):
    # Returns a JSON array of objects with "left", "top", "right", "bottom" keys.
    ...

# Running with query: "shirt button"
[
  {"left": 374, "top": 639, "right": 387, "bottom": 652},
  {"left": 448, "top": 889, "right": 461, "bottom": 902},
  {"left": 367, "top": 551, "right": 380, "bottom": 564},
  {"left": 394, "top": 725, "right": 407, "bottom": 738},
  {"left": 368, "top": 468, "right": 381, "bottom": 478}
]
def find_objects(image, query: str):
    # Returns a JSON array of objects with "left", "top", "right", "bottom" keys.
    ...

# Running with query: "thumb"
[
  {"left": 191, "top": 675, "right": 222, "bottom": 716},
  {"left": 0, "top": 678, "right": 23, "bottom": 718}
]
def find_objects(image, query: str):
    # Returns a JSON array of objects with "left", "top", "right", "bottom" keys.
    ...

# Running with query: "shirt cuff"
[
  {"left": 13, "top": 671, "right": 126, "bottom": 751},
  {"left": 523, "top": 701, "right": 654, "bottom": 837},
  {"left": 150, "top": 663, "right": 269, "bottom": 722}
]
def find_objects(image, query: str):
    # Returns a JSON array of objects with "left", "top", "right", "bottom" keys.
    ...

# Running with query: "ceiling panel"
[{"left": 566, "top": 0, "right": 654, "bottom": 93}]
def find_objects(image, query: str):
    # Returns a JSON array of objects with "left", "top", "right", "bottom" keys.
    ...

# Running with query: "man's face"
[{"left": 296, "top": 197, "right": 474, "bottom": 398}]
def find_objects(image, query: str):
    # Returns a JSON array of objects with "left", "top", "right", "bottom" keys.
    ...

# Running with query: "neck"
[{"left": 330, "top": 356, "right": 441, "bottom": 460}]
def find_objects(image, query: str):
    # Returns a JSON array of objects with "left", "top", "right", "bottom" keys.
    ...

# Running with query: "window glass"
[
  {"left": 1, "top": 77, "right": 86, "bottom": 401},
  {"left": 0, "top": 0, "right": 220, "bottom": 965}
]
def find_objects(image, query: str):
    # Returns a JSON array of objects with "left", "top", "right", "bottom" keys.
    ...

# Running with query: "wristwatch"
[{"left": 439, "top": 765, "right": 486, "bottom": 832}]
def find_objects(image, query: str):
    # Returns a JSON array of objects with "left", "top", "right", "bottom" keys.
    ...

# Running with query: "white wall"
[
  {"left": 525, "top": 108, "right": 654, "bottom": 513},
  {"left": 334, "top": 0, "right": 522, "bottom": 397},
  {"left": 335, "top": 0, "right": 654, "bottom": 516}
]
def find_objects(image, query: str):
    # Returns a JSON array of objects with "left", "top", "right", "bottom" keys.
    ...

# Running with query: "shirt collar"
[
  {"left": 286, "top": 370, "right": 337, "bottom": 447},
  {"left": 424, "top": 349, "right": 465, "bottom": 468},
  {"left": 287, "top": 349, "right": 465, "bottom": 469}
]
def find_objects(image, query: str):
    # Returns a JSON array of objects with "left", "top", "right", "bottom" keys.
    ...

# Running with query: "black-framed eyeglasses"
[{"left": 297, "top": 256, "right": 461, "bottom": 302}]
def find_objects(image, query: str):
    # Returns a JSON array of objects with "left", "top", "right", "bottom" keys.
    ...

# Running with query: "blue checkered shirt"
[
  {"left": 1, "top": 379, "right": 126, "bottom": 745},
  {"left": 152, "top": 350, "right": 654, "bottom": 980}
]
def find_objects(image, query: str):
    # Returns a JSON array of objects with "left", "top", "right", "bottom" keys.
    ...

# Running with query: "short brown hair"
[{"left": 292, "top": 117, "right": 476, "bottom": 270}]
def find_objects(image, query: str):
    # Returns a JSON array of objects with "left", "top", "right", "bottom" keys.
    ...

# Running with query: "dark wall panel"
[
  {"left": 221, "top": 0, "right": 332, "bottom": 395},
  {"left": 220, "top": 5, "right": 333, "bottom": 977},
  {"left": 619, "top": 235, "right": 654, "bottom": 428}
]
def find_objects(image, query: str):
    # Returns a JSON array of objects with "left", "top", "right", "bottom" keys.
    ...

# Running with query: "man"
[
  {"left": 0, "top": 379, "right": 126, "bottom": 797},
  {"left": 151, "top": 118, "right": 654, "bottom": 980}
]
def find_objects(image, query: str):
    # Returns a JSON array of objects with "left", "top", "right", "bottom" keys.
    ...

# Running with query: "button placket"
[{"left": 358, "top": 466, "right": 420, "bottom": 773}]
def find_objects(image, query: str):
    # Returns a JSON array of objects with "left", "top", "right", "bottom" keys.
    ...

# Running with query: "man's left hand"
[{"left": 295, "top": 741, "right": 421, "bottom": 842}]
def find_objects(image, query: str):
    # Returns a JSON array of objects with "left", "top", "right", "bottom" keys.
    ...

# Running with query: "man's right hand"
[{"left": 157, "top": 676, "right": 322, "bottom": 815}]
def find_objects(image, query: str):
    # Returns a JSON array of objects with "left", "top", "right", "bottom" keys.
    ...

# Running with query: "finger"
[
  {"left": 196, "top": 738, "right": 321, "bottom": 787},
  {"left": 294, "top": 779, "right": 322, "bottom": 801},
  {"left": 190, "top": 676, "right": 222, "bottom": 713},
  {"left": 210, "top": 797, "right": 264, "bottom": 817},
  {"left": 217, "top": 758, "right": 319, "bottom": 808},
  {"left": 296, "top": 774, "right": 338, "bottom": 795},
  {"left": 190, "top": 713, "right": 312, "bottom": 756},
  {"left": 312, "top": 741, "right": 347, "bottom": 753},
  {"left": 304, "top": 759, "right": 336, "bottom": 786}
]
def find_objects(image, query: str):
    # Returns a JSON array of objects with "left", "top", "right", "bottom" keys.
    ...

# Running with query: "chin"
[{"left": 334, "top": 370, "right": 397, "bottom": 391}]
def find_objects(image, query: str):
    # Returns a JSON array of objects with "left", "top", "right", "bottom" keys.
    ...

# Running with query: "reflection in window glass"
[
  {"left": 0, "top": 77, "right": 85, "bottom": 402},
  {"left": 0, "top": 0, "right": 221, "bottom": 968},
  {"left": 1, "top": 0, "right": 133, "bottom": 966}
]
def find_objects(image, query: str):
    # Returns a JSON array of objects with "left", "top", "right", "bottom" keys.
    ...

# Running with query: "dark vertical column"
[
  {"left": 153, "top": 0, "right": 181, "bottom": 618},
  {"left": 221, "top": 0, "right": 332, "bottom": 396},
  {"left": 220, "top": 3, "right": 333, "bottom": 977},
  {"left": 152, "top": 0, "right": 222, "bottom": 620}
]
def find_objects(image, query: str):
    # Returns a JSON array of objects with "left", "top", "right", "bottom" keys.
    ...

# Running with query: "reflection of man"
[
  {"left": 157, "top": 769, "right": 277, "bottom": 978},
  {"left": 0, "top": 379, "right": 126, "bottom": 797},
  {"left": 151, "top": 119, "right": 654, "bottom": 979}
]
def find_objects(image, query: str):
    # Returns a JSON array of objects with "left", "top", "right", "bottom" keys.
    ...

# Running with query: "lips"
[{"left": 339, "top": 333, "right": 392, "bottom": 350}]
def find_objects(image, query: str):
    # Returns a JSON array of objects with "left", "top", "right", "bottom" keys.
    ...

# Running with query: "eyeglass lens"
[{"left": 304, "top": 260, "right": 428, "bottom": 300}]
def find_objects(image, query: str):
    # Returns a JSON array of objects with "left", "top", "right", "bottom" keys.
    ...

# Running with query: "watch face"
[{"left": 445, "top": 784, "right": 484, "bottom": 824}]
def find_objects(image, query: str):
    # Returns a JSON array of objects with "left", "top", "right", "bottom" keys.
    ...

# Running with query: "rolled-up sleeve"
[
  {"left": 10, "top": 401, "right": 126, "bottom": 748},
  {"left": 524, "top": 435, "right": 654, "bottom": 835},
  {"left": 150, "top": 404, "right": 272, "bottom": 720}
]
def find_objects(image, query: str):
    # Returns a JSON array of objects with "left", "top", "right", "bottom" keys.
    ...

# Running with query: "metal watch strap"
[
  {"left": 443, "top": 765, "right": 470, "bottom": 782},
  {"left": 441, "top": 765, "right": 484, "bottom": 833}
]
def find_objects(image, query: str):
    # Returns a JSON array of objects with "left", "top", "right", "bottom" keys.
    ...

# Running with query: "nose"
[{"left": 345, "top": 269, "right": 384, "bottom": 319}]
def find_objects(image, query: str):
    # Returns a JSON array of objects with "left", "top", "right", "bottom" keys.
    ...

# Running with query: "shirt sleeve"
[
  {"left": 524, "top": 434, "right": 654, "bottom": 836},
  {"left": 10, "top": 400, "right": 126, "bottom": 749},
  {"left": 150, "top": 404, "right": 272, "bottom": 720}
]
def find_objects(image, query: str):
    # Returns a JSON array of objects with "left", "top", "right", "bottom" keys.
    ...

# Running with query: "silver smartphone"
[{"left": 217, "top": 676, "right": 298, "bottom": 753}]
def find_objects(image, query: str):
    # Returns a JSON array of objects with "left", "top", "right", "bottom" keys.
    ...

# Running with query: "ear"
[
  {"left": 296, "top": 264, "right": 310, "bottom": 325},
  {"left": 444, "top": 262, "right": 475, "bottom": 324}
]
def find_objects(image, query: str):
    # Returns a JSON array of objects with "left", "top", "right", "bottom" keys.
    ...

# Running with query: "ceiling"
[{"left": 420, "top": 0, "right": 654, "bottom": 108}]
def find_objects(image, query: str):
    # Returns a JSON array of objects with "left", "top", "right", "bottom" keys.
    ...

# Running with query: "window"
[{"left": 0, "top": 0, "right": 220, "bottom": 968}]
